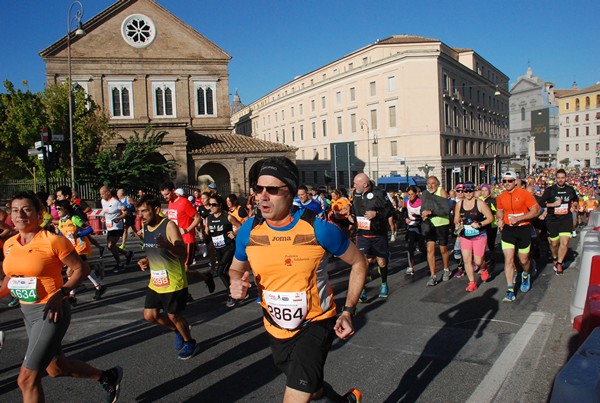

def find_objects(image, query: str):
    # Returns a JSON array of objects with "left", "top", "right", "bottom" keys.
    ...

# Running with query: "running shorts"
[
  {"left": 106, "top": 229, "right": 124, "bottom": 241},
  {"left": 356, "top": 235, "right": 389, "bottom": 259},
  {"left": 547, "top": 217, "right": 573, "bottom": 240},
  {"left": 459, "top": 234, "right": 487, "bottom": 258},
  {"left": 185, "top": 242, "right": 196, "bottom": 267},
  {"left": 501, "top": 225, "right": 531, "bottom": 252},
  {"left": 426, "top": 224, "right": 450, "bottom": 246},
  {"left": 144, "top": 287, "right": 188, "bottom": 314},
  {"left": 269, "top": 317, "right": 336, "bottom": 394},
  {"left": 21, "top": 300, "right": 71, "bottom": 371}
]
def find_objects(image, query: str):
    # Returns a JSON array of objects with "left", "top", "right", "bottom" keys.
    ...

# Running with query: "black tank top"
[
  {"left": 459, "top": 200, "right": 486, "bottom": 237},
  {"left": 206, "top": 213, "right": 234, "bottom": 249}
]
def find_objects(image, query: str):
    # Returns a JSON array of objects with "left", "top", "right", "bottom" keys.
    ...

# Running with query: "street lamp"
[
  {"left": 359, "top": 119, "right": 370, "bottom": 176},
  {"left": 67, "top": 1, "right": 85, "bottom": 190}
]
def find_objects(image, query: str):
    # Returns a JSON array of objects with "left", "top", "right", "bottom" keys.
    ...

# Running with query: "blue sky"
[{"left": 1, "top": 0, "right": 598, "bottom": 104}]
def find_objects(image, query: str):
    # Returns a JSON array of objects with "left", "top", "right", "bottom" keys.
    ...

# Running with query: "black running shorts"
[
  {"left": 144, "top": 288, "right": 188, "bottom": 314},
  {"left": 269, "top": 317, "right": 336, "bottom": 394},
  {"left": 546, "top": 217, "right": 573, "bottom": 239},
  {"left": 426, "top": 224, "right": 450, "bottom": 245},
  {"left": 356, "top": 235, "right": 389, "bottom": 259},
  {"left": 501, "top": 225, "right": 531, "bottom": 251}
]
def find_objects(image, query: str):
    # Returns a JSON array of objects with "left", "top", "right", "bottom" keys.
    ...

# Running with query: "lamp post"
[
  {"left": 67, "top": 1, "right": 85, "bottom": 190},
  {"left": 359, "top": 118, "right": 370, "bottom": 176}
]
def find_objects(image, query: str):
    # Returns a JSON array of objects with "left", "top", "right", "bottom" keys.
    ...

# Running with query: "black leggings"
[
  {"left": 215, "top": 244, "right": 236, "bottom": 289},
  {"left": 406, "top": 229, "right": 425, "bottom": 266}
]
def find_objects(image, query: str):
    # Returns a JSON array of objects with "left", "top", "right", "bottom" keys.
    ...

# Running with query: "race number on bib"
[
  {"left": 105, "top": 219, "right": 114, "bottom": 229},
  {"left": 555, "top": 203, "right": 569, "bottom": 215},
  {"left": 212, "top": 234, "right": 226, "bottom": 248},
  {"left": 263, "top": 290, "right": 308, "bottom": 330},
  {"left": 463, "top": 224, "right": 480, "bottom": 237},
  {"left": 151, "top": 269, "right": 170, "bottom": 288},
  {"left": 356, "top": 216, "right": 371, "bottom": 230},
  {"left": 508, "top": 213, "right": 526, "bottom": 226},
  {"left": 8, "top": 277, "right": 39, "bottom": 303}
]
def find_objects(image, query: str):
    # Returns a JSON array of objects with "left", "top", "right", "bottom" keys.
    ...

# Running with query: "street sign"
[
  {"left": 452, "top": 167, "right": 461, "bottom": 173},
  {"left": 52, "top": 134, "right": 64, "bottom": 141},
  {"left": 34, "top": 141, "right": 43, "bottom": 149},
  {"left": 479, "top": 164, "right": 485, "bottom": 171},
  {"left": 38, "top": 154, "right": 44, "bottom": 160},
  {"left": 41, "top": 128, "right": 49, "bottom": 142},
  {"left": 28, "top": 149, "right": 41, "bottom": 156}
]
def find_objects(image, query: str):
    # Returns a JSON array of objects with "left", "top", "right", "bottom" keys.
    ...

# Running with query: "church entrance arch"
[{"left": 197, "top": 162, "right": 231, "bottom": 194}]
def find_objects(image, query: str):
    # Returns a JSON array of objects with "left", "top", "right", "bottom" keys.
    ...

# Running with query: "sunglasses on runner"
[
  {"left": 208, "top": 203, "right": 220, "bottom": 207},
  {"left": 253, "top": 185, "right": 288, "bottom": 195},
  {"left": 502, "top": 179, "right": 515, "bottom": 183},
  {"left": 456, "top": 190, "right": 464, "bottom": 193}
]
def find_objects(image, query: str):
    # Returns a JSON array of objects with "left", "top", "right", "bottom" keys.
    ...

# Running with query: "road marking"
[{"left": 466, "top": 311, "right": 550, "bottom": 403}]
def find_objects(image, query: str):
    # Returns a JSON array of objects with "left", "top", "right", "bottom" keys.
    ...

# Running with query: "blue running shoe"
[
  {"left": 378, "top": 283, "right": 389, "bottom": 298},
  {"left": 502, "top": 289, "right": 516, "bottom": 302},
  {"left": 178, "top": 340, "right": 198, "bottom": 360},
  {"left": 520, "top": 272, "right": 531, "bottom": 293},
  {"left": 359, "top": 289, "right": 368, "bottom": 303}
]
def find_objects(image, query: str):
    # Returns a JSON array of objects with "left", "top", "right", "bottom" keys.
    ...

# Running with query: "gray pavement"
[{"left": 0, "top": 231, "right": 581, "bottom": 402}]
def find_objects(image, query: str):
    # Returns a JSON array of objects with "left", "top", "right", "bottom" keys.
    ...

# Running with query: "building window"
[
  {"left": 444, "top": 104, "right": 450, "bottom": 126},
  {"left": 566, "top": 129, "right": 570, "bottom": 137},
  {"left": 566, "top": 144, "right": 569, "bottom": 151},
  {"left": 312, "top": 122, "right": 316, "bottom": 138},
  {"left": 586, "top": 114, "right": 590, "bottom": 121},
  {"left": 299, "top": 104, "right": 303, "bottom": 115},
  {"left": 521, "top": 107, "right": 525, "bottom": 121},
  {"left": 108, "top": 80, "right": 134, "bottom": 118},
  {"left": 387, "top": 76, "right": 396, "bottom": 92},
  {"left": 321, "top": 96, "right": 326, "bottom": 109},
  {"left": 301, "top": 149, "right": 305, "bottom": 160},
  {"left": 121, "top": 14, "right": 156, "bottom": 48},
  {"left": 350, "top": 113, "right": 357, "bottom": 133},
  {"left": 566, "top": 117, "right": 570, "bottom": 123},
  {"left": 322, "top": 120, "right": 327, "bottom": 137},
  {"left": 576, "top": 144, "right": 579, "bottom": 151},
  {"left": 566, "top": 102, "right": 570, "bottom": 110},
  {"left": 372, "top": 142, "right": 378, "bottom": 157},
  {"left": 597, "top": 126, "right": 600, "bottom": 135},
  {"left": 576, "top": 128, "right": 579, "bottom": 136},
  {"left": 586, "top": 143, "right": 589, "bottom": 151},
  {"left": 586, "top": 126, "right": 590, "bottom": 136},
  {"left": 313, "top": 149, "right": 318, "bottom": 159},
  {"left": 370, "top": 109, "right": 378, "bottom": 130},
  {"left": 323, "top": 147, "right": 328, "bottom": 159},
  {"left": 389, "top": 105, "right": 396, "bottom": 128},
  {"left": 275, "top": 112, "right": 278, "bottom": 122},
  {"left": 291, "top": 106, "right": 294, "bottom": 117},
  {"left": 454, "top": 106, "right": 459, "bottom": 128},
  {"left": 350, "top": 87, "right": 356, "bottom": 101},
  {"left": 390, "top": 140, "right": 397, "bottom": 156},
  {"left": 292, "top": 127, "right": 295, "bottom": 141},
  {"left": 282, "top": 110, "right": 285, "bottom": 121},
  {"left": 336, "top": 91, "right": 341, "bottom": 105},
  {"left": 194, "top": 80, "right": 217, "bottom": 117},
  {"left": 586, "top": 97, "right": 591, "bottom": 109},
  {"left": 337, "top": 116, "right": 343, "bottom": 134},
  {"left": 300, "top": 125, "right": 304, "bottom": 140},
  {"left": 576, "top": 99, "right": 580, "bottom": 111},
  {"left": 369, "top": 81, "right": 376, "bottom": 96},
  {"left": 152, "top": 81, "right": 176, "bottom": 117}
]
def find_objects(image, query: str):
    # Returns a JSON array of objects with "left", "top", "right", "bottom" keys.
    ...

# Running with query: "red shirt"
[{"left": 167, "top": 196, "right": 198, "bottom": 244}]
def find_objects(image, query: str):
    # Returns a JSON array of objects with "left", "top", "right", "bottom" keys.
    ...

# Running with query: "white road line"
[{"left": 466, "top": 311, "right": 550, "bottom": 403}]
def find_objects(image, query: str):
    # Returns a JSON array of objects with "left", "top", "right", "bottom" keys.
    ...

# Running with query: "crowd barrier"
[{"left": 570, "top": 230, "right": 600, "bottom": 325}]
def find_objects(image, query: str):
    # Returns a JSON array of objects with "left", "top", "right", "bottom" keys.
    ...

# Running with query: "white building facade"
[{"left": 232, "top": 35, "right": 510, "bottom": 189}]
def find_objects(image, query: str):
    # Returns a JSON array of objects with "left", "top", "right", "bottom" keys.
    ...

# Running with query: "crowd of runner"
[{"left": 0, "top": 163, "right": 598, "bottom": 402}]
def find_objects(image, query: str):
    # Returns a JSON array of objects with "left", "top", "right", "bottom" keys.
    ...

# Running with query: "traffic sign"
[
  {"left": 38, "top": 154, "right": 44, "bottom": 160},
  {"left": 34, "top": 141, "right": 43, "bottom": 149},
  {"left": 452, "top": 167, "right": 461, "bottom": 173},
  {"left": 479, "top": 164, "right": 485, "bottom": 171},
  {"left": 28, "top": 149, "right": 41, "bottom": 156},
  {"left": 52, "top": 134, "right": 64, "bottom": 141},
  {"left": 41, "top": 128, "right": 49, "bottom": 142}
]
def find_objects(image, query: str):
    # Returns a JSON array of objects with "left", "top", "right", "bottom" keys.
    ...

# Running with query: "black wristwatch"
[
  {"left": 60, "top": 287, "right": 71, "bottom": 296},
  {"left": 342, "top": 306, "right": 356, "bottom": 317}
]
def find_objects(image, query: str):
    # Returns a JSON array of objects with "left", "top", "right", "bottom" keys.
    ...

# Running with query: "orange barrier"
[{"left": 578, "top": 285, "right": 600, "bottom": 345}]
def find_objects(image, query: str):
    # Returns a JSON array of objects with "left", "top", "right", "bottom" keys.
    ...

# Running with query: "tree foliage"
[{"left": 91, "top": 126, "right": 177, "bottom": 188}]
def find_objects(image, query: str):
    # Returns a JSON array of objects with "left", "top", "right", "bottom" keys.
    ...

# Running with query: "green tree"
[
  {"left": 0, "top": 80, "right": 46, "bottom": 179},
  {"left": 42, "top": 82, "right": 113, "bottom": 177},
  {"left": 92, "top": 126, "right": 177, "bottom": 188}
]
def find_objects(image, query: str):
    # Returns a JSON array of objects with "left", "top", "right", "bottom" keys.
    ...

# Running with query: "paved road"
[{"left": 0, "top": 231, "right": 580, "bottom": 402}]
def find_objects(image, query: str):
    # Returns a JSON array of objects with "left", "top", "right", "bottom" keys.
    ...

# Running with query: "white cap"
[
  {"left": 175, "top": 188, "right": 185, "bottom": 196},
  {"left": 503, "top": 171, "right": 518, "bottom": 180}
]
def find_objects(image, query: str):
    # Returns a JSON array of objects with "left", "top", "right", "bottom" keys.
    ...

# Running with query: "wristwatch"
[{"left": 342, "top": 306, "right": 357, "bottom": 317}]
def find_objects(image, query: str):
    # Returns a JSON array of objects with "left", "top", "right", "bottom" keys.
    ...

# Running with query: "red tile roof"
[{"left": 187, "top": 132, "right": 297, "bottom": 155}]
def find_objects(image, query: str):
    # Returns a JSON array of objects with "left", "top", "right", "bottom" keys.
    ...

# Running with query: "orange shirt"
[
  {"left": 496, "top": 187, "right": 538, "bottom": 226},
  {"left": 3, "top": 230, "right": 74, "bottom": 304},
  {"left": 330, "top": 197, "right": 351, "bottom": 220}
]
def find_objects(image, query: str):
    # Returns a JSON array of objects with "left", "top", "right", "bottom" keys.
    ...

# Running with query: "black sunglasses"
[
  {"left": 253, "top": 185, "right": 288, "bottom": 195},
  {"left": 208, "top": 203, "right": 220, "bottom": 207},
  {"left": 502, "top": 179, "right": 515, "bottom": 183},
  {"left": 456, "top": 190, "right": 464, "bottom": 193},
  {"left": 56, "top": 207, "right": 64, "bottom": 211},
  {"left": 464, "top": 189, "right": 474, "bottom": 193}
]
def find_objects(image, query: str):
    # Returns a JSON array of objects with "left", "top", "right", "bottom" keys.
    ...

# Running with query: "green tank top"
[
  {"left": 143, "top": 218, "right": 188, "bottom": 293},
  {"left": 430, "top": 187, "right": 450, "bottom": 227}
]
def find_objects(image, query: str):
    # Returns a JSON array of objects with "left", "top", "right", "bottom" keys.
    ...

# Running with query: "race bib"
[
  {"left": 212, "top": 234, "right": 226, "bottom": 248},
  {"left": 463, "top": 225, "right": 480, "bottom": 237},
  {"left": 167, "top": 209, "right": 178, "bottom": 225},
  {"left": 151, "top": 269, "right": 170, "bottom": 288},
  {"left": 105, "top": 219, "right": 113, "bottom": 229},
  {"left": 508, "top": 213, "right": 525, "bottom": 226},
  {"left": 555, "top": 203, "right": 569, "bottom": 215},
  {"left": 263, "top": 290, "right": 308, "bottom": 330},
  {"left": 8, "top": 277, "right": 39, "bottom": 303},
  {"left": 356, "top": 216, "right": 371, "bottom": 230}
]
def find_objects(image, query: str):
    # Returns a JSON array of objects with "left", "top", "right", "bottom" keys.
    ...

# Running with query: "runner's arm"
[
  {"left": 164, "top": 221, "right": 187, "bottom": 261},
  {"left": 334, "top": 242, "right": 367, "bottom": 339},
  {"left": 183, "top": 212, "right": 202, "bottom": 234},
  {"left": 229, "top": 258, "right": 252, "bottom": 300}
]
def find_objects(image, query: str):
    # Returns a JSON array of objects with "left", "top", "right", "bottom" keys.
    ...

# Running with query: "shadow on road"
[{"left": 384, "top": 288, "right": 499, "bottom": 403}]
